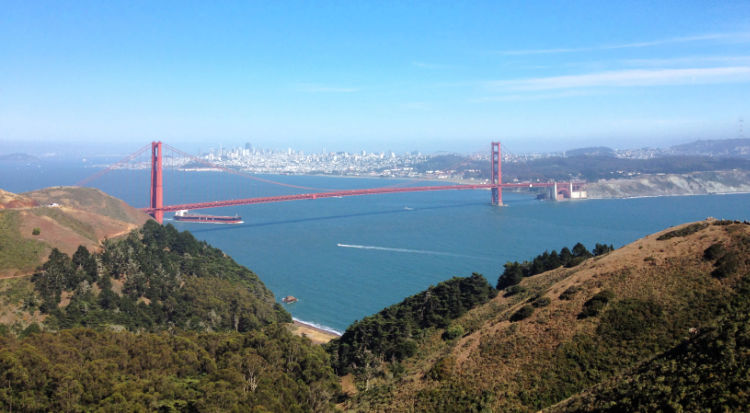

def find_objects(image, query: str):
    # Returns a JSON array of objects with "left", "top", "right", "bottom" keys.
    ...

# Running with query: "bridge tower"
[
  {"left": 150, "top": 141, "right": 164, "bottom": 224},
  {"left": 491, "top": 141, "right": 502, "bottom": 205}
]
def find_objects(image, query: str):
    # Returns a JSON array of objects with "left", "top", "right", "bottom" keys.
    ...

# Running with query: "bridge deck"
[{"left": 144, "top": 182, "right": 569, "bottom": 213}]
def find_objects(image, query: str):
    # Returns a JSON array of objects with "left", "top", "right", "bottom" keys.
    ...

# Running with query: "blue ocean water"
[{"left": 3, "top": 162, "right": 750, "bottom": 332}]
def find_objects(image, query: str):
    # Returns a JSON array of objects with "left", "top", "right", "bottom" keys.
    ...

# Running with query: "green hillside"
[
  {"left": 341, "top": 220, "right": 750, "bottom": 412},
  {"left": 548, "top": 283, "right": 750, "bottom": 412},
  {"left": 26, "top": 220, "right": 289, "bottom": 333},
  {"left": 2, "top": 185, "right": 747, "bottom": 412}
]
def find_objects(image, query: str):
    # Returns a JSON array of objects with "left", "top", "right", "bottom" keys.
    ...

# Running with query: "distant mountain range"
[
  {"left": 582, "top": 138, "right": 750, "bottom": 160},
  {"left": 0, "top": 152, "right": 39, "bottom": 162},
  {"left": 666, "top": 138, "right": 750, "bottom": 158}
]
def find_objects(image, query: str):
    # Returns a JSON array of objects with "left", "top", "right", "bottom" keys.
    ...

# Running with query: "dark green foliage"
[
  {"left": 596, "top": 299, "right": 665, "bottom": 342},
  {"left": 510, "top": 305, "right": 535, "bottom": 322},
  {"left": 703, "top": 242, "right": 726, "bottom": 261},
  {"left": 503, "top": 284, "right": 526, "bottom": 297},
  {"left": 559, "top": 286, "right": 580, "bottom": 300},
  {"left": 31, "top": 221, "right": 289, "bottom": 332},
  {"left": 32, "top": 248, "right": 75, "bottom": 312},
  {"left": 657, "top": 222, "right": 708, "bottom": 240},
  {"left": 497, "top": 262, "right": 523, "bottom": 290},
  {"left": 0, "top": 325, "right": 340, "bottom": 412},
  {"left": 328, "top": 273, "right": 496, "bottom": 374},
  {"left": 31, "top": 227, "right": 40, "bottom": 236},
  {"left": 572, "top": 243, "right": 592, "bottom": 259},
  {"left": 497, "top": 242, "right": 606, "bottom": 290},
  {"left": 578, "top": 290, "right": 614, "bottom": 319},
  {"left": 532, "top": 296, "right": 551, "bottom": 308},
  {"left": 592, "top": 243, "right": 614, "bottom": 256},
  {"left": 554, "top": 286, "right": 750, "bottom": 412},
  {"left": 442, "top": 325, "right": 464, "bottom": 341},
  {"left": 416, "top": 382, "right": 495, "bottom": 412},
  {"left": 712, "top": 251, "right": 740, "bottom": 278}
]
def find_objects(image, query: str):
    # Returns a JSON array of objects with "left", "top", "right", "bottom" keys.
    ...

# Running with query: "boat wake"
[{"left": 336, "top": 243, "right": 493, "bottom": 260}]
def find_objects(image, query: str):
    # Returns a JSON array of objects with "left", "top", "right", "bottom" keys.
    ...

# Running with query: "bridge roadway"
[{"left": 143, "top": 182, "right": 565, "bottom": 214}]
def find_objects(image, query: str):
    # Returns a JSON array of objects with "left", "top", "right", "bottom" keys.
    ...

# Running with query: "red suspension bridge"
[{"left": 78, "top": 141, "right": 585, "bottom": 224}]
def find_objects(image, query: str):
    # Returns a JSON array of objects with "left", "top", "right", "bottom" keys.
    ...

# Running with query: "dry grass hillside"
[
  {"left": 345, "top": 219, "right": 750, "bottom": 412},
  {"left": 0, "top": 189, "right": 38, "bottom": 209},
  {"left": 0, "top": 186, "right": 150, "bottom": 278}
]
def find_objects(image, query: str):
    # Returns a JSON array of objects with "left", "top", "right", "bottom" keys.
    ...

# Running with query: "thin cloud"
[
  {"left": 487, "top": 67, "right": 750, "bottom": 91},
  {"left": 472, "top": 89, "right": 600, "bottom": 103},
  {"left": 620, "top": 55, "right": 750, "bottom": 67},
  {"left": 294, "top": 83, "right": 359, "bottom": 93},
  {"left": 497, "top": 32, "right": 750, "bottom": 56}
]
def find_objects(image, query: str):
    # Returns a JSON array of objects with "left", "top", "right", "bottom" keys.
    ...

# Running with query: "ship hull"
[{"left": 174, "top": 215, "right": 243, "bottom": 224}]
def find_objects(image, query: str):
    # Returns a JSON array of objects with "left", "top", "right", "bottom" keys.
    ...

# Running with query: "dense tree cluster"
[
  {"left": 31, "top": 220, "right": 289, "bottom": 332},
  {"left": 327, "top": 273, "right": 496, "bottom": 374},
  {"left": 497, "top": 242, "right": 613, "bottom": 290},
  {"left": 553, "top": 278, "right": 750, "bottom": 412},
  {"left": 0, "top": 325, "right": 339, "bottom": 412}
]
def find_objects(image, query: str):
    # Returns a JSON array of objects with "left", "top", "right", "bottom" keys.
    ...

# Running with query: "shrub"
[
  {"left": 510, "top": 305, "right": 535, "bottom": 322},
  {"left": 712, "top": 252, "right": 740, "bottom": 279},
  {"left": 657, "top": 223, "right": 708, "bottom": 240},
  {"left": 504, "top": 285, "right": 526, "bottom": 297},
  {"left": 32, "top": 227, "right": 40, "bottom": 235},
  {"left": 559, "top": 286, "right": 580, "bottom": 300},
  {"left": 596, "top": 299, "right": 664, "bottom": 341},
  {"left": 442, "top": 325, "right": 465, "bottom": 340},
  {"left": 703, "top": 243, "right": 726, "bottom": 261},
  {"left": 578, "top": 290, "right": 615, "bottom": 319},
  {"left": 532, "top": 297, "right": 551, "bottom": 308},
  {"left": 427, "top": 356, "right": 455, "bottom": 381}
]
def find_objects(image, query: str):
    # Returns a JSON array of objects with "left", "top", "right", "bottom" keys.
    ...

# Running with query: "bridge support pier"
[
  {"left": 150, "top": 141, "right": 164, "bottom": 224},
  {"left": 491, "top": 142, "right": 502, "bottom": 206}
]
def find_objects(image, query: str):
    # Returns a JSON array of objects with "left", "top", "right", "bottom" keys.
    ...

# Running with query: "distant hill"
[
  {"left": 668, "top": 138, "right": 750, "bottom": 158},
  {"left": 0, "top": 186, "right": 150, "bottom": 277},
  {"left": 0, "top": 153, "right": 39, "bottom": 162},
  {"left": 503, "top": 154, "right": 750, "bottom": 182},
  {"left": 565, "top": 147, "right": 615, "bottom": 157},
  {"left": 341, "top": 219, "right": 750, "bottom": 411}
]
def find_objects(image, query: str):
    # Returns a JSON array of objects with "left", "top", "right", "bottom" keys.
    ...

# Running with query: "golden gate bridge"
[{"left": 77, "top": 141, "right": 585, "bottom": 224}]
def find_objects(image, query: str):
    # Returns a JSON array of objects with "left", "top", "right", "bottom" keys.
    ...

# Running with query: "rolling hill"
[
  {"left": 340, "top": 219, "right": 750, "bottom": 412},
  {"left": 0, "top": 186, "right": 150, "bottom": 278}
]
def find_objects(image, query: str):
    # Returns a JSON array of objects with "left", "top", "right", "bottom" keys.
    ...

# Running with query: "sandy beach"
[{"left": 289, "top": 320, "right": 341, "bottom": 344}]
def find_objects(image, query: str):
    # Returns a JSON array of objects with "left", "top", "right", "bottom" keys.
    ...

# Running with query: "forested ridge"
[
  {"left": 29, "top": 220, "right": 289, "bottom": 332},
  {"left": 327, "top": 273, "right": 497, "bottom": 375},
  {"left": 2, "top": 218, "right": 749, "bottom": 412},
  {"left": 0, "top": 325, "right": 339, "bottom": 411},
  {"left": 344, "top": 220, "right": 750, "bottom": 412}
]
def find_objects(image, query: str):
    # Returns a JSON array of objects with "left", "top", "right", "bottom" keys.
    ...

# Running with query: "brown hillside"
[
  {"left": 0, "top": 189, "right": 37, "bottom": 209},
  {"left": 346, "top": 219, "right": 750, "bottom": 412},
  {"left": 0, "top": 187, "right": 151, "bottom": 278}
]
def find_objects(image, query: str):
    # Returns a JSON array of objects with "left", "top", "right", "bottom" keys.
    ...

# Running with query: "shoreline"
[
  {"left": 292, "top": 317, "right": 343, "bottom": 336},
  {"left": 289, "top": 318, "right": 342, "bottom": 345}
]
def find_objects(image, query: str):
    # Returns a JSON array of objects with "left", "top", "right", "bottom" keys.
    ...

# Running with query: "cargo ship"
[{"left": 173, "top": 209, "right": 243, "bottom": 224}]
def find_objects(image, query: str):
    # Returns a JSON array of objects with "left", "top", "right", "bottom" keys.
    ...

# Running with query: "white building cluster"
[{"left": 203, "top": 144, "right": 429, "bottom": 178}]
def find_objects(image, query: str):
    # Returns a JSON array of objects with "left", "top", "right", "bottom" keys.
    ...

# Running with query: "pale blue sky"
[{"left": 2, "top": 1, "right": 750, "bottom": 155}]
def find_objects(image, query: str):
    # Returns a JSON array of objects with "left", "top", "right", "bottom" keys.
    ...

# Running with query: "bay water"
[{"left": 3, "top": 162, "right": 750, "bottom": 332}]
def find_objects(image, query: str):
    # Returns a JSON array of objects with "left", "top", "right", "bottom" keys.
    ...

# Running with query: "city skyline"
[{"left": 2, "top": 1, "right": 750, "bottom": 155}]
